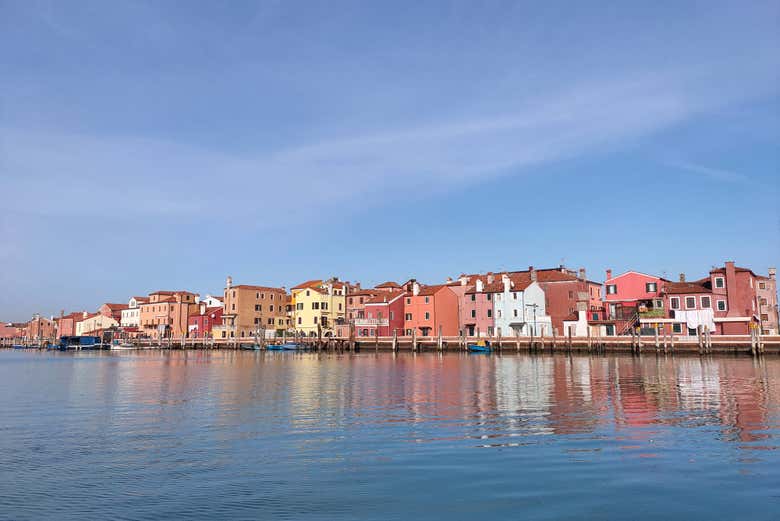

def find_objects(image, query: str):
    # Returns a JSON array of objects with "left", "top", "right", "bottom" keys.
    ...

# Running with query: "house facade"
[
  {"left": 76, "top": 313, "right": 118, "bottom": 335},
  {"left": 291, "top": 278, "right": 349, "bottom": 336},
  {"left": 26, "top": 315, "right": 57, "bottom": 340},
  {"left": 493, "top": 274, "right": 552, "bottom": 337},
  {"left": 139, "top": 290, "right": 199, "bottom": 339},
  {"left": 462, "top": 277, "right": 495, "bottom": 337},
  {"left": 120, "top": 297, "right": 147, "bottom": 328},
  {"left": 57, "top": 311, "right": 86, "bottom": 337},
  {"left": 603, "top": 269, "right": 666, "bottom": 333},
  {"left": 403, "top": 282, "right": 459, "bottom": 336},
  {"left": 757, "top": 268, "right": 778, "bottom": 334},
  {"left": 188, "top": 303, "right": 224, "bottom": 338},
  {"left": 215, "top": 277, "right": 288, "bottom": 339},
  {"left": 357, "top": 290, "right": 406, "bottom": 337}
]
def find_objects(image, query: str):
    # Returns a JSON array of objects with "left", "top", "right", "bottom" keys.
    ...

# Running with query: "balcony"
[
  {"left": 638, "top": 309, "right": 665, "bottom": 319},
  {"left": 354, "top": 318, "right": 389, "bottom": 327}
]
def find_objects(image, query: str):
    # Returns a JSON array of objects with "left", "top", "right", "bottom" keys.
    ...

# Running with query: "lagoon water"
[{"left": 1, "top": 349, "right": 778, "bottom": 520}]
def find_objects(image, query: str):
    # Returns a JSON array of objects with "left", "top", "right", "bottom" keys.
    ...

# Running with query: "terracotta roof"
[
  {"left": 348, "top": 289, "right": 378, "bottom": 297},
  {"left": 150, "top": 290, "right": 196, "bottom": 296},
  {"left": 291, "top": 280, "right": 322, "bottom": 290},
  {"left": 132, "top": 296, "right": 150, "bottom": 303},
  {"left": 465, "top": 273, "right": 534, "bottom": 294},
  {"left": 663, "top": 279, "right": 712, "bottom": 294},
  {"left": 375, "top": 281, "right": 401, "bottom": 289},
  {"left": 709, "top": 265, "right": 757, "bottom": 276},
  {"left": 365, "top": 290, "right": 405, "bottom": 304},
  {"left": 103, "top": 303, "right": 129, "bottom": 311},
  {"left": 232, "top": 284, "right": 286, "bottom": 292},
  {"left": 416, "top": 284, "right": 455, "bottom": 296}
]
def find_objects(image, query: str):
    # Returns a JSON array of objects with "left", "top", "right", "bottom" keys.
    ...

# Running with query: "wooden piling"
[{"left": 437, "top": 325, "right": 443, "bottom": 351}]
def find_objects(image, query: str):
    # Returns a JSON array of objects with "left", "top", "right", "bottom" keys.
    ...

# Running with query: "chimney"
[
  {"left": 502, "top": 273, "right": 511, "bottom": 292},
  {"left": 531, "top": 269, "right": 538, "bottom": 283},
  {"left": 679, "top": 273, "right": 686, "bottom": 282},
  {"left": 82, "top": 311, "right": 88, "bottom": 319},
  {"left": 487, "top": 272, "right": 494, "bottom": 284},
  {"left": 606, "top": 269, "right": 612, "bottom": 281},
  {"left": 578, "top": 268, "right": 586, "bottom": 281},
  {"left": 226, "top": 276, "right": 232, "bottom": 289},
  {"left": 460, "top": 276, "right": 468, "bottom": 286},
  {"left": 412, "top": 282, "right": 420, "bottom": 296},
  {"left": 769, "top": 267, "right": 777, "bottom": 280},
  {"left": 446, "top": 276, "right": 453, "bottom": 283},
  {"left": 528, "top": 265, "right": 534, "bottom": 273},
  {"left": 476, "top": 279, "right": 484, "bottom": 293}
]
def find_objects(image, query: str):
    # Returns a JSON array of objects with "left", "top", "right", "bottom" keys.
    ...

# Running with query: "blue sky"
[{"left": 1, "top": 0, "right": 778, "bottom": 320}]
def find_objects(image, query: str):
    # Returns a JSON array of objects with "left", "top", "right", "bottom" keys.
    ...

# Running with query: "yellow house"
[
  {"left": 291, "top": 278, "right": 348, "bottom": 336},
  {"left": 76, "top": 313, "right": 119, "bottom": 335}
]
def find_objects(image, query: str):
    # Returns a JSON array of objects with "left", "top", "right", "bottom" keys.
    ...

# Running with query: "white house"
[
  {"left": 197, "top": 294, "right": 224, "bottom": 308},
  {"left": 493, "top": 273, "right": 553, "bottom": 336},
  {"left": 120, "top": 296, "right": 148, "bottom": 328}
]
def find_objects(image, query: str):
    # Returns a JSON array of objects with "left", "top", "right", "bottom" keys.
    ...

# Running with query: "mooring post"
[
  {"left": 567, "top": 326, "right": 572, "bottom": 352},
  {"left": 539, "top": 329, "right": 544, "bottom": 351},
  {"left": 654, "top": 326, "right": 660, "bottom": 352},
  {"left": 552, "top": 328, "right": 557, "bottom": 351},
  {"left": 515, "top": 331, "right": 520, "bottom": 352},
  {"left": 392, "top": 329, "right": 398, "bottom": 352},
  {"left": 412, "top": 328, "right": 417, "bottom": 352},
  {"left": 697, "top": 326, "right": 704, "bottom": 355},
  {"left": 437, "top": 325, "right": 443, "bottom": 351}
]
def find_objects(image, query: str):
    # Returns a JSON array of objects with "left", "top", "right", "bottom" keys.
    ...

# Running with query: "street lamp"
[{"left": 525, "top": 304, "right": 539, "bottom": 336}]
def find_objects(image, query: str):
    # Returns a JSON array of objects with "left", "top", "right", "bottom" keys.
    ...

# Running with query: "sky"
[{"left": 1, "top": 0, "right": 779, "bottom": 320}]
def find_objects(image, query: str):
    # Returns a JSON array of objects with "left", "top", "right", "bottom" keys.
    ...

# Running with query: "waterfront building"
[
  {"left": 358, "top": 289, "right": 406, "bottom": 337},
  {"left": 25, "top": 314, "right": 57, "bottom": 340},
  {"left": 57, "top": 311, "right": 86, "bottom": 337},
  {"left": 757, "top": 268, "right": 778, "bottom": 335},
  {"left": 603, "top": 269, "right": 667, "bottom": 333},
  {"left": 462, "top": 276, "right": 496, "bottom": 337},
  {"left": 291, "top": 278, "right": 350, "bottom": 337},
  {"left": 75, "top": 312, "right": 118, "bottom": 336},
  {"left": 187, "top": 302, "right": 224, "bottom": 338},
  {"left": 346, "top": 288, "right": 378, "bottom": 334},
  {"left": 492, "top": 273, "right": 553, "bottom": 337},
  {"left": 214, "top": 277, "right": 287, "bottom": 339},
  {"left": 99, "top": 303, "right": 129, "bottom": 322},
  {"left": 403, "top": 282, "right": 459, "bottom": 337},
  {"left": 138, "top": 290, "right": 199, "bottom": 339},
  {"left": 198, "top": 294, "right": 224, "bottom": 308},
  {"left": 120, "top": 297, "right": 148, "bottom": 328}
]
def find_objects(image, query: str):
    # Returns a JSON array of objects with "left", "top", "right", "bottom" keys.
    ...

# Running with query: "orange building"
[
  {"left": 26, "top": 315, "right": 57, "bottom": 341},
  {"left": 217, "top": 277, "right": 289, "bottom": 339},
  {"left": 139, "top": 290, "right": 199, "bottom": 339},
  {"left": 403, "top": 281, "right": 459, "bottom": 336}
]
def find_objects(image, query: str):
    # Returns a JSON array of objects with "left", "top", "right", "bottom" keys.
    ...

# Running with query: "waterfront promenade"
[{"left": 5, "top": 333, "right": 779, "bottom": 355}]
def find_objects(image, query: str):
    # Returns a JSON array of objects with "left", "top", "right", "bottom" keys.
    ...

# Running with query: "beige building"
[
  {"left": 213, "top": 277, "right": 289, "bottom": 339},
  {"left": 76, "top": 312, "right": 119, "bottom": 336},
  {"left": 139, "top": 290, "right": 199, "bottom": 339}
]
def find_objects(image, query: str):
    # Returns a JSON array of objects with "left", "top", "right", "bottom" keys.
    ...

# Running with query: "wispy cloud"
[{"left": 665, "top": 161, "right": 749, "bottom": 182}]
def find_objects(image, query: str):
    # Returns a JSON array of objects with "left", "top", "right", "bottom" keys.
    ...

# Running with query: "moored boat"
[
  {"left": 57, "top": 336, "right": 108, "bottom": 350},
  {"left": 266, "top": 343, "right": 302, "bottom": 351},
  {"left": 467, "top": 340, "right": 492, "bottom": 353}
]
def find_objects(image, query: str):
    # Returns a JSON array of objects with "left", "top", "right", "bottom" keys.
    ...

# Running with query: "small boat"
[
  {"left": 467, "top": 340, "right": 492, "bottom": 353},
  {"left": 266, "top": 343, "right": 302, "bottom": 351},
  {"left": 240, "top": 344, "right": 263, "bottom": 351}
]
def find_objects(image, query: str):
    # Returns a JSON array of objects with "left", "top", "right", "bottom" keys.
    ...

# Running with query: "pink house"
[
  {"left": 187, "top": 303, "right": 223, "bottom": 338},
  {"left": 462, "top": 277, "right": 495, "bottom": 337},
  {"left": 604, "top": 269, "right": 667, "bottom": 332}
]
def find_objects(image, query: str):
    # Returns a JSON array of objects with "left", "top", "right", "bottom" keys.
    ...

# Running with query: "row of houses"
[{"left": 2, "top": 261, "right": 778, "bottom": 342}]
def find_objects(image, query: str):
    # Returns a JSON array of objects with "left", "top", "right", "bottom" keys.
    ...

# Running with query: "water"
[{"left": 1, "top": 350, "right": 778, "bottom": 520}]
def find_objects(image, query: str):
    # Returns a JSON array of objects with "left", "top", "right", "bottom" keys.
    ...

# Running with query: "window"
[
  {"left": 406, "top": 298, "right": 411, "bottom": 305},
  {"left": 646, "top": 282, "right": 657, "bottom": 293},
  {"left": 313, "top": 316, "right": 318, "bottom": 324},
  {"left": 359, "top": 297, "right": 364, "bottom": 304},
  {"left": 717, "top": 300, "right": 727, "bottom": 311},
  {"left": 270, "top": 294, "right": 274, "bottom": 300},
  {"left": 715, "top": 277, "right": 724, "bottom": 288},
  {"left": 761, "top": 314, "right": 769, "bottom": 321},
  {"left": 269, "top": 305, "right": 274, "bottom": 312},
  {"left": 654, "top": 299, "right": 663, "bottom": 309},
  {"left": 348, "top": 298, "right": 353, "bottom": 305},
  {"left": 701, "top": 296, "right": 711, "bottom": 308},
  {"left": 487, "top": 309, "right": 492, "bottom": 318},
  {"left": 672, "top": 323, "right": 682, "bottom": 334},
  {"left": 389, "top": 311, "right": 394, "bottom": 320},
  {"left": 513, "top": 309, "right": 518, "bottom": 317},
  {"left": 759, "top": 282, "right": 767, "bottom": 290},
  {"left": 424, "top": 312, "right": 430, "bottom": 320},
  {"left": 405, "top": 329, "right": 412, "bottom": 335},
  {"left": 297, "top": 317, "right": 301, "bottom": 325},
  {"left": 312, "top": 302, "right": 319, "bottom": 310},
  {"left": 471, "top": 310, "right": 476, "bottom": 318},
  {"left": 759, "top": 298, "right": 767, "bottom": 305},
  {"left": 405, "top": 313, "right": 412, "bottom": 320},
  {"left": 306, "top": 290, "right": 310, "bottom": 296},
  {"left": 470, "top": 294, "right": 476, "bottom": 301},
  {"left": 685, "top": 297, "right": 696, "bottom": 309},
  {"left": 255, "top": 305, "right": 261, "bottom": 311},
  {"left": 513, "top": 292, "right": 517, "bottom": 300},
  {"left": 568, "top": 291, "right": 574, "bottom": 299},
  {"left": 497, "top": 310, "right": 502, "bottom": 318},
  {"left": 606, "top": 284, "right": 617, "bottom": 295},
  {"left": 338, "top": 303, "right": 342, "bottom": 311},
  {"left": 486, "top": 294, "right": 492, "bottom": 301},
  {"left": 424, "top": 297, "right": 430, "bottom": 304}
]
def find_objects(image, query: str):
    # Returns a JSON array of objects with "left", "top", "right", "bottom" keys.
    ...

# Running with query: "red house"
[
  {"left": 187, "top": 303, "right": 223, "bottom": 338},
  {"left": 403, "top": 282, "right": 459, "bottom": 337},
  {"left": 357, "top": 290, "right": 406, "bottom": 337},
  {"left": 604, "top": 269, "right": 667, "bottom": 333}
]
